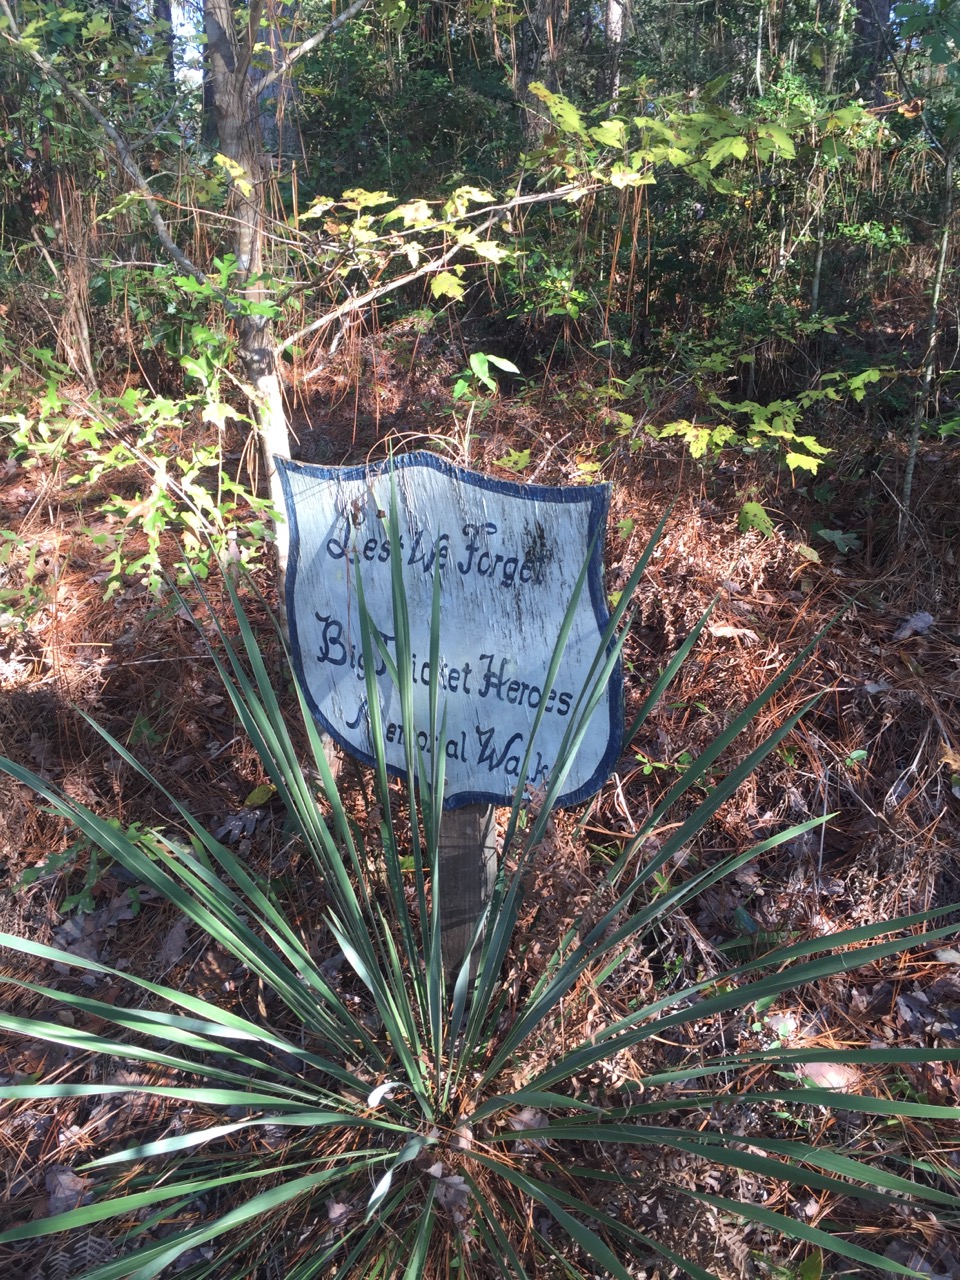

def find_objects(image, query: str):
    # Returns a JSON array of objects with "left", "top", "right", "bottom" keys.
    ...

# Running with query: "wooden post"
[{"left": 439, "top": 803, "right": 497, "bottom": 980}]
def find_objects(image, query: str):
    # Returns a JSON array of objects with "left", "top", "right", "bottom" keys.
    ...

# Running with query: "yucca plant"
[{"left": 0, "top": 510, "right": 957, "bottom": 1280}]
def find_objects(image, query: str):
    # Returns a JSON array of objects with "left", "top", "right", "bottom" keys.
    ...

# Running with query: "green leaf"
[
  {"left": 738, "top": 500, "right": 774, "bottom": 537},
  {"left": 590, "top": 118, "right": 626, "bottom": 148},
  {"left": 494, "top": 448, "right": 531, "bottom": 473},
  {"left": 528, "top": 82, "right": 588, "bottom": 138},
  {"left": 785, "top": 451, "right": 824, "bottom": 474},
  {"left": 486, "top": 355, "right": 520, "bottom": 374},
  {"left": 798, "top": 1252, "right": 822, "bottom": 1280},
  {"left": 244, "top": 782, "right": 277, "bottom": 807},
  {"left": 704, "top": 134, "right": 749, "bottom": 167},
  {"left": 201, "top": 401, "right": 240, "bottom": 430},
  {"left": 758, "top": 123, "right": 797, "bottom": 158},
  {"left": 430, "top": 271, "right": 465, "bottom": 300}
]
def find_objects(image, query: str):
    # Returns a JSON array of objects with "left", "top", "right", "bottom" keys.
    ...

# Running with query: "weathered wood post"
[{"left": 439, "top": 804, "right": 497, "bottom": 978}]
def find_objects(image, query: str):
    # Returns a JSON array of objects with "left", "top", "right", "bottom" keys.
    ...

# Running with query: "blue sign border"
[{"left": 276, "top": 451, "right": 623, "bottom": 809}]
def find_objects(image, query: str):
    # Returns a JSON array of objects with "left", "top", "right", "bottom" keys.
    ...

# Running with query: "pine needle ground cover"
[{"left": 0, "top": 416, "right": 957, "bottom": 1280}]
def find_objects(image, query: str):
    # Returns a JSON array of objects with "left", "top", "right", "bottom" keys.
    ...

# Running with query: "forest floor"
[{"left": 0, "top": 323, "right": 958, "bottom": 1279}]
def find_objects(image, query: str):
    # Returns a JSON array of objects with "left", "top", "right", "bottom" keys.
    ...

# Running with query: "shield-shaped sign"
[{"left": 277, "top": 452, "right": 622, "bottom": 809}]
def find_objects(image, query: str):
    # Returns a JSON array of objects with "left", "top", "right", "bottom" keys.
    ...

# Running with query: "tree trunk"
[
  {"left": 606, "top": 0, "right": 625, "bottom": 105},
  {"left": 514, "top": 0, "right": 569, "bottom": 145},
  {"left": 251, "top": 1, "right": 303, "bottom": 158},
  {"left": 153, "top": 0, "right": 176, "bottom": 91},
  {"left": 852, "top": 0, "right": 889, "bottom": 104},
  {"left": 900, "top": 146, "right": 956, "bottom": 543},
  {"left": 203, "top": 0, "right": 291, "bottom": 577},
  {"left": 201, "top": 36, "right": 219, "bottom": 147}
]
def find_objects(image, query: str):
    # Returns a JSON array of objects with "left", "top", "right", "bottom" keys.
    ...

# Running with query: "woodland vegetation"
[{"left": 0, "top": 2, "right": 958, "bottom": 1279}]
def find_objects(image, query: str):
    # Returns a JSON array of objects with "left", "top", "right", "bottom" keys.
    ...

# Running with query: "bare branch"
[
  {"left": 279, "top": 236, "right": 480, "bottom": 355},
  {"left": 258, "top": 0, "right": 371, "bottom": 94},
  {"left": 278, "top": 181, "right": 592, "bottom": 357}
]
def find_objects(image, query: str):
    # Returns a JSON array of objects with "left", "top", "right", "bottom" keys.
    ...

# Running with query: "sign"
[{"left": 276, "top": 452, "right": 622, "bottom": 809}]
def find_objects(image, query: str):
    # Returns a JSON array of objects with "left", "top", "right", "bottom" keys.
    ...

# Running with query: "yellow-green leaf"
[
  {"left": 609, "top": 164, "right": 646, "bottom": 189},
  {"left": 704, "top": 134, "right": 749, "bottom": 167},
  {"left": 590, "top": 119, "right": 626, "bottom": 148},
  {"left": 758, "top": 123, "right": 796, "bottom": 158},
  {"left": 785, "top": 451, "right": 823, "bottom": 474},
  {"left": 474, "top": 240, "right": 509, "bottom": 263},
  {"left": 244, "top": 784, "right": 277, "bottom": 808},
  {"left": 528, "top": 82, "right": 588, "bottom": 138},
  {"left": 213, "top": 154, "right": 253, "bottom": 197},
  {"left": 341, "top": 188, "right": 393, "bottom": 209},
  {"left": 430, "top": 271, "right": 465, "bottom": 300},
  {"left": 738, "top": 501, "right": 774, "bottom": 538},
  {"left": 202, "top": 402, "right": 239, "bottom": 431},
  {"left": 298, "top": 199, "right": 335, "bottom": 222},
  {"left": 385, "top": 199, "right": 433, "bottom": 227}
]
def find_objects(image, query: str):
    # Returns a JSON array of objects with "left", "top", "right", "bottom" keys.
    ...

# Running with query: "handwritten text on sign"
[{"left": 277, "top": 452, "right": 622, "bottom": 809}]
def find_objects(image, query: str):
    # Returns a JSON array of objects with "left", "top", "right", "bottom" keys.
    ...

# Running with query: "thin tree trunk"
[
  {"left": 810, "top": 221, "right": 825, "bottom": 316},
  {"left": 153, "top": 0, "right": 176, "bottom": 91},
  {"left": 251, "top": 1, "right": 303, "bottom": 158},
  {"left": 203, "top": 0, "right": 291, "bottom": 578},
  {"left": 899, "top": 147, "right": 956, "bottom": 544},
  {"left": 201, "top": 36, "right": 219, "bottom": 147},
  {"left": 606, "top": 0, "right": 625, "bottom": 105},
  {"left": 514, "top": 0, "right": 568, "bottom": 145}
]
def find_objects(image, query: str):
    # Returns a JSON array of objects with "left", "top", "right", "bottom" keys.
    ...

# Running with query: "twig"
[
  {"left": 257, "top": 0, "right": 372, "bottom": 94},
  {"left": 278, "top": 182, "right": 593, "bottom": 354}
]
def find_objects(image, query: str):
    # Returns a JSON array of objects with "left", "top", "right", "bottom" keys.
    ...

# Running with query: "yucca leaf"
[
  {"left": 86, "top": 1110, "right": 384, "bottom": 1168},
  {"left": 617, "top": 618, "right": 834, "bottom": 862},
  {"left": 68, "top": 1164, "right": 370, "bottom": 1280},
  {"left": 733, "top": 1086, "right": 959, "bottom": 1120},
  {"left": 472, "top": 1160, "right": 634, "bottom": 1280},
  {"left": 401, "top": 1185, "right": 436, "bottom": 1279},
  {"left": 531, "top": 1173, "right": 724, "bottom": 1280},
  {"left": 365, "top": 1134, "right": 428, "bottom": 1220},
  {"left": 497, "top": 1123, "right": 951, "bottom": 1210},
  {"left": 620, "top": 598, "right": 714, "bottom": 749},
  {"left": 541, "top": 902, "right": 953, "bottom": 1051},
  {"left": 463, "top": 1173, "right": 531, "bottom": 1279},
  {"left": 0, "top": 1160, "right": 323, "bottom": 1243},
  {"left": 685, "top": 1190, "right": 930, "bottom": 1275},
  {"left": 469, "top": 1153, "right": 720, "bottom": 1280},
  {"left": 522, "top": 916, "right": 957, "bottom": 1091},
  {"left": 0, "top": 754, "right": 365, "bottom": 1052},
  {"left": 0, "top": 931, "right": 368, "bottom": 1091}
]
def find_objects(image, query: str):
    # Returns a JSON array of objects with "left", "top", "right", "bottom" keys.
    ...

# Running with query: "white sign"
[{"left": 277, "top": 452, "right": 622, "bottom": 809}]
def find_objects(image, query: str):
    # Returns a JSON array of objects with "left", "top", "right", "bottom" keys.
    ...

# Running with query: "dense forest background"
[
  {"left": 0, "top": 0, "right": 956, "bottom": 548},
  {"left": 0, "top": 3, "right": 958, "bottom": 1279}
]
